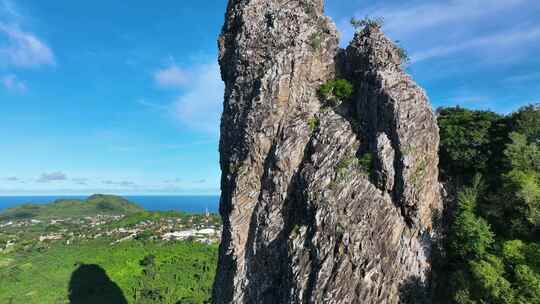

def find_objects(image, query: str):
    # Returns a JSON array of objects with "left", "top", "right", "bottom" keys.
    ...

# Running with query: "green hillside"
[
  {"left": 0, "top": 195, "right": 219, "bottom": 303},
  {"left": 0, "top": 239, "right": 217, "bottom": 304},
  {"left": 0, "top": 194, "right": 144, "bottom": 221}
]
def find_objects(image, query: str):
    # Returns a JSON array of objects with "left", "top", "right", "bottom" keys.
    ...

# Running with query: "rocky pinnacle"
[{"left": 213, "top": 1, "right": 442, "bottom": 303}]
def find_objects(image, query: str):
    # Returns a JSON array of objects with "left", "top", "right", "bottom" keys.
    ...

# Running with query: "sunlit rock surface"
[{"left": 213, "top": 1, "right": 442, "bottom": 303}]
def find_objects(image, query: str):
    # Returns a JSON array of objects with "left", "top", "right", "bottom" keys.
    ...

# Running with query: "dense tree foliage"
[
  {"left": 437, "top": 107, "right": 504, "bottom": 181},
  {"left": 509, "top": 104, "right": 540, "bottom": 143},
  {"left": 448, "top": 180, "right": 494, "bottom": 260},
  {"left": 435, "top": 105, "right": 540, "bottom": 304}
]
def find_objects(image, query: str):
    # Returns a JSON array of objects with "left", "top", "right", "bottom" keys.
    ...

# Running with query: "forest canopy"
[{"left": 434, "top": 104, "right": 540, "bottom": 304}]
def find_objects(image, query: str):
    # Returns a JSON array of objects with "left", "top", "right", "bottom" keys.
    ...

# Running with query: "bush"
[
  {"left": 335, "top": 155, "right": 357, "bottom": 181},
  {"left": 318, "top": 79, "right": 353, "bottom": 106},
  {"left": 350, "top": 16, "right": 384, "bottom": 32},
  {"left": 358, "top": 153, "right": 373, "bottom": 174},
  {"left": 395, "top": 41, "right": 410, "bottom": 65},
  {"left": 309, "top": 32, "right": 322, "bottom": 50},
  {"left": 308, "top": 117, "right": 319, "bottom": 131}
]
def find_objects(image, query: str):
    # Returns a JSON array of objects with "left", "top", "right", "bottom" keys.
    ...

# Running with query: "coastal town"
[{"left": 0, "top": 211, "right": 222, "bottom": 253}]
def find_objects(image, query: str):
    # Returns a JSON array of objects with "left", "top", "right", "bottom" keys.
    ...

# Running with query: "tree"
[
  {"left": 502, "top": 240, "right": 526, "bottom": 265},
  {"left": 510, "top": 104, "right": 540, "bottom": 143},
  {"left": 469, "top": 255, "right": 514, "bottom": 304},
  {"left": 504, "top": 132, "right": 540, "bottom": 171},
  {"left": 437, "top": 107, "right": 503, "bottom": 181},
  {"left": 502, "top": 240, "right": 540, "bottom": 303},
  {"left": 500, "top": 133, "right": 540, "bottom": 238},
  {"left": 449, "top": 183, "right": 495, "bottom": 260},
  {"left": 136, "top": 255, "right": 165, "bottom": 304},
  {"left": 318, "top": 79, "right": 353, "bottom": 106},
  {"left": 436, "top": 103, "right": 540, "bottom": 303},
  {"left": 514, "top": 265, "right": 540, "bottom": 303}
]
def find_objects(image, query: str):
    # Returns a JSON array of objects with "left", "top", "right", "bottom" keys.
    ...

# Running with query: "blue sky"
[{"left": 0, "top": 0, "right": 539, "bottom": 195}]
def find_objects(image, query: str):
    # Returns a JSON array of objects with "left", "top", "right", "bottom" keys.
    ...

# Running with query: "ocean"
[{"left": 0, "top": 195, "right": 220, "bottom": 214}]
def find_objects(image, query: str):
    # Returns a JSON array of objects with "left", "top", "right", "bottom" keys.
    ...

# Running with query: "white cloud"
[
  {"left": 0, "top": 2, "right": 54, "bottom": 68},
  {"left": 71, "top": 178, "right": 88, "bottom": 185},
  {"left": 1, "top": 74, "right": 26, "bottom": 92},
  {"left": 37, "top": 171, "right": 67, "bottom": 183},
  {"left": 136, "top": 99, "right": 169, "bottom": 112},
  {"left": 164, "top": 178, "right": 183, "bottom": 184},
  {"left": 153, "top": 65, "right": 188, "bottom": 88},
  {"left": 411, "top": 26, "right": 540, "bottom": 63},
  {"left": 363, "top": 0, "right": 528, "bottom": 38},
  {"left": 102, "top": 180, "right": 136, "bottom": 187},
  {"left": 338, "top": 0, "right": 540, "bottom": 65},
  {"left": 0, "top": 24, "right": 55, "bottom": 68},
  {"left": 171, "top": 62, "right": 224, "bottom": 135}
]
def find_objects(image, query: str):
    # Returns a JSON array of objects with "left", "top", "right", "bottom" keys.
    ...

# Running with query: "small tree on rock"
[
  {"left": 318, "top": 79, "right": 353, "bottom": 107},
  {"left": 350, "top": 16, "right": 384, "bottom": 32}
]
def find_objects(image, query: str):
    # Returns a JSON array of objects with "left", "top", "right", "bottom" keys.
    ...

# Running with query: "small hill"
[{"left": 0, "top": 194, "right": 143, "bottom": 221}]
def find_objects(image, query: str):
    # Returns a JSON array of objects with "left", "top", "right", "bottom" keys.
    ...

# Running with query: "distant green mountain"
[{"left": 0, "top": 194, "right": 144, "bottom": 221}]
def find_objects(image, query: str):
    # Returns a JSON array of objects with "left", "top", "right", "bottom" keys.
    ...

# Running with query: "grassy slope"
[
  {"left": 0, "top": 239, "right": 217, "bottom": 304},
  {"left": 0, "top": 194, "right": 144, "bottom": 221}
]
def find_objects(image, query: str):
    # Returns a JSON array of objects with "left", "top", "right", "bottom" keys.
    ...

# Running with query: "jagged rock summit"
[{"left": 213, "top": 1, "right": 442, "bottom": 303}]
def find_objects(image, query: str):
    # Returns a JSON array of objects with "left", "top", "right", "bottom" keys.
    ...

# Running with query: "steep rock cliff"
[{"left": 213, "top": 1, "right": 442, "bottom": 303}]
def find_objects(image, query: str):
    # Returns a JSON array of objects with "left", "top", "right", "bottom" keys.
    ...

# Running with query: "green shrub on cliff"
[
  {"left": 350, "top": 16, "right": 384, "bottom": 32},
  {"left": 318, "top": 79, "right": 353, "bottom": 106},
  {"left": 358, "top": 152, "right": 374, "bottom": 174}
]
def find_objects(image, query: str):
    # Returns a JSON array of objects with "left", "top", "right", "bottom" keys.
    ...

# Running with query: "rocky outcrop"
[{"left": 213, "top": 1, "right": 442, "bottom": 303}]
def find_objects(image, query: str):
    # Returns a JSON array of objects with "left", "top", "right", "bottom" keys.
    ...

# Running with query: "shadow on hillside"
[{"left": 68, "top": 264, "right": 128, "bottom": 304}]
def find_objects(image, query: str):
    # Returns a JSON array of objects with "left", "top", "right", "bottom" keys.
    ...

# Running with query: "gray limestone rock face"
[
  {"left": 213, "top": 1, "right": 442, "bottom": 303},
  {"left": 375, "top": 132, "right": 395, "bottom": 191}
]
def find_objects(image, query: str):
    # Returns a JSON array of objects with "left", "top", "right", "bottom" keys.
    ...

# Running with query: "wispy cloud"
[
  {"left": 411, "top": 25, "right": 540, "bottom": 63},
  {"left": 37, "top": 171, "right": 67, "bottom": 183},
  {"left": 164, "top": 178, "right": 183, "bottom": 184},
  {"left": 153, "top": 65, "right": 188, "bottom": 88},
  {"left": 102, "top": 180, "right": 136, "bottom": 187},
  {"left": 136, "top": 99, "right": 169, "bottom": 111},
  {"left": 357, "top": 0, "right": 528, "bottom": 38},
  {"left": 171, "top": 62, "right": 224, "bottom": 134},
  {"left": 0, "top": 1, "right": 55, "bottom": 68},
  {"left": 71, "top": 178, "right": 88, "bottom": 185},
  {"left": 149, "top": 60, "right": 224, "bottom": 135},
  {"left": 0, "top": 24, "right": 55, "bottom": 68},
  {"left": 1, "top": 74, "right": 25, "bottom": 92},
  {"left": 339, "top": 0, "right": 540, "bottom": 66}
]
